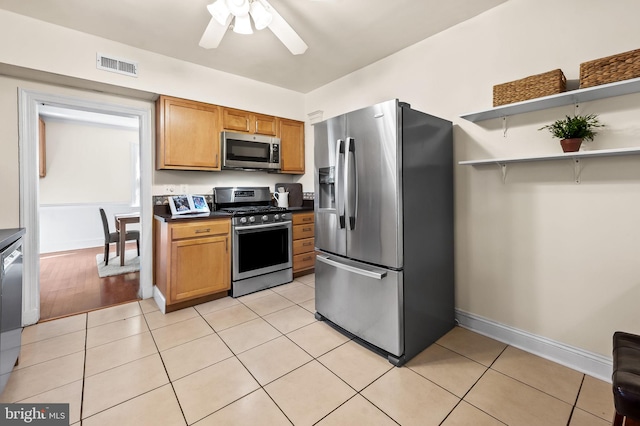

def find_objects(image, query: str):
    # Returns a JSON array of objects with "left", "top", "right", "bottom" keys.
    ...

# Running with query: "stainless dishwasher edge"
[{"left": 0, "top": 236, "right": 23, "bottom": 394}]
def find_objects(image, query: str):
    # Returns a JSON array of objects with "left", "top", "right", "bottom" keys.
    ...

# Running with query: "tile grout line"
[
  {"left": 565, "top": 374, "right": 586, "bottom": 426},
  {"left": 80, "top": 303, "right": 177, "bottom": 423},
  {"left": 79, "top": 312, "right": 88, "bottom": 424}
]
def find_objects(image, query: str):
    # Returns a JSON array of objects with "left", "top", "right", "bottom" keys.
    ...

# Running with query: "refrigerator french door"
[
  {"left": 314, "top": 99, "right": 455, "bottom": 366},
  {"left": 315, "top": 101, "right": 401, "bottom": 267}
]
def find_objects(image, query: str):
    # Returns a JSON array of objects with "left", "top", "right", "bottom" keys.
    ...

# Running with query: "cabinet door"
[
  {"left": 279, "top": 118, "right": 305, "bottom": 174},
  {"left": 169, "top": 235, "right": 230, "bottom": 303},
  {"left": 254, "top": 113, "right": 277, "bottom": 136},
  {"left": 222, "top": 108, "right": 251, "bottom": 133},
  {"left": 158, "top": 96, "right": 221, "bottom": 170}
]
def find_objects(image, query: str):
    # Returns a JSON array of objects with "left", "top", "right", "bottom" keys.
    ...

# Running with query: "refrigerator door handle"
[
  {"left": 336, "top": 139, "right": 346, "bottom": 229},
  {"left": 316, "top": 254, "right": 387, "bottom": 280},
  {"left": 345, "top": 137, "right": 358, "bottom": 230}
]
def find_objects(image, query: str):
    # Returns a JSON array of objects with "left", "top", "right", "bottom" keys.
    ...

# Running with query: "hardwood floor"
[{"left": 39, "top": 243, "right": 140, "bottom": 322}]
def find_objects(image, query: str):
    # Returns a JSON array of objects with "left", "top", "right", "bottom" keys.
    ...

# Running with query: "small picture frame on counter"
[{"left": 168, "top": 195, "right": 210, "bottom": 216}]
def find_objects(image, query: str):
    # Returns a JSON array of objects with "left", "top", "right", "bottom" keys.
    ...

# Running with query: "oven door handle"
[{"left": 234, "top": 222, "right": 291, "bottom": 232}]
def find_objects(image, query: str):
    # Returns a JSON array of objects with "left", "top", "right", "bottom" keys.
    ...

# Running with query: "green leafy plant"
[{"left": 539, "top": 114, "right": 604, "bottom": 141}]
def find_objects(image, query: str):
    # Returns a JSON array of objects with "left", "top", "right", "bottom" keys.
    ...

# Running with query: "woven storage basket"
[
  {"left": 580, "top": 48, "right": 640, "bottom": 88},
  {"left": 493, "top": 69, "right": 566, "bottom": 107}
]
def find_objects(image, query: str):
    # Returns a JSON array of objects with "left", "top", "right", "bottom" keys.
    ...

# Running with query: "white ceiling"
[{"left": 0, "top": 0, "right": 507, "bottom": 93}]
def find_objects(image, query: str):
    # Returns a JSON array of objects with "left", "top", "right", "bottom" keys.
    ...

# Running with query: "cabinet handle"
[
  {"left": 302, "top": 217, "right": 312, "bottom": 222},
  {"left": 195, "top": 228, "right": 211, "bottom": 234},
  {"left": 246, "top": 118, "right": 249, "bottom": 130},
  {"left": 225, "top": 237, "right": 228, "bottom": 252},
  {"left": 303, "top": 241, "right": 313, "bottom": 246},
  {"left": 215, "top": 153, "right": 219, "bottom": 168},
  {"left": 302, "top": 227, "right": 312, "bottom": 232},
  {"left": 302, "top": 256, "right": 313, "bottom": 261}
]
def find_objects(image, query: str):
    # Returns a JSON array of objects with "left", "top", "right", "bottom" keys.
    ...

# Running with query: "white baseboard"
[
  {"left": 153, "top": 286, "right": 166, "bottom": 315},
  {"left": 455, "top": 309, "right": 613, "bottom": 383},
  {"left": 22, "top": 308, "right": 39, "bottom": 327}
]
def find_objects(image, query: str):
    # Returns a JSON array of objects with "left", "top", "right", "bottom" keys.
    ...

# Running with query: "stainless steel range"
[{"left": 213, "top": 187, "right": 293, "bottom": 297}]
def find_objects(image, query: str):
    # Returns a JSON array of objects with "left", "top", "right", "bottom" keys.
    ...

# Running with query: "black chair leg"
[
  {"left": 104, "top": 244, "right": 109, "bottom": 266},
  {"left": 136, "top": 239, "right": 140, "bottom": 256}
]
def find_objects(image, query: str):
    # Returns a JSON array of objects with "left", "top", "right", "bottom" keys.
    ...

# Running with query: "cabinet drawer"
[
  {"left": 293, "top": 223, "right": 314, "bottom": 240},
  {"left": 171, "top": 220, "right": 229, "bottom": 241},
  {"left": 294, "top": 252, "right": 316, "bottom": 271},
  {"left": 293, "top": 212, "right": 314, "bottom": 225},
  {"left": 293, "top": 238, "right": 315, "bottom": 255}
]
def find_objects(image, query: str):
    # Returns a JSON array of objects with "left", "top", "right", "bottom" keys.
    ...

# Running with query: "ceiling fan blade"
[
  {"left": 261, "top": 0, "right": 308, "bottom": 55},
  {"left": 199, "top": 16, "right": 232, "bottom": 49}
]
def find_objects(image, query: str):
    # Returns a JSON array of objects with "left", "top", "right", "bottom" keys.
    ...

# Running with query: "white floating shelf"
[
  {"left": 458, "top": 147, "right": 640, "bottom": 166},
  {"left": 459, "top": 147, "right": 640, "bottom": 184},
  {"left": 460, "top": 77, "right": 640, "bottom": 122}
]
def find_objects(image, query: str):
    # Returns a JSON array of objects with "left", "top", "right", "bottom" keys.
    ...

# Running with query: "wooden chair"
[
  {"left": 612, "top": 331, "right": 640, "bottom": 426},
  {"left": 99, "top": 208, "right": 139, "bottom": 265}
]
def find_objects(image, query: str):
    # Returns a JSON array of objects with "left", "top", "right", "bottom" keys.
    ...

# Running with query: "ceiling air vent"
[{"left": 96, "top": 53, "right": 138, "bottom": 77}]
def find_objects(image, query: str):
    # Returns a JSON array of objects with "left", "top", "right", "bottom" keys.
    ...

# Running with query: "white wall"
[
  {"left": 40, "top": 120, "right": 136, "bottom": 204},
  {"left": 38, "top": 119, "right": 139, "bottom": 253},
  {"left": 306, "top": 0, "right": 640, "bottom": 359}
]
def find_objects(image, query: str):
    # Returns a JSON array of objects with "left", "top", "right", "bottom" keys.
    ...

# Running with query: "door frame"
[{"left": 18, "top": 89, "right": 154, "bottom": 326}]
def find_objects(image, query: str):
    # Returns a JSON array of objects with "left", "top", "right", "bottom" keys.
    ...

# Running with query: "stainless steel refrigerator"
[{"left": 314, "top": 99, "right": 454, "bottom": 366}]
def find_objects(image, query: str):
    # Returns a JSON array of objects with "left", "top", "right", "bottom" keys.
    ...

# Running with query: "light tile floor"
[{"left": 0, "top": 273, "right": 615, "bottom": 426}]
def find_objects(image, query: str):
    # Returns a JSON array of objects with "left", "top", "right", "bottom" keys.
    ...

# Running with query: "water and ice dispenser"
[{"left": 318, "top": 166, "right": 335, "bottom": 209}]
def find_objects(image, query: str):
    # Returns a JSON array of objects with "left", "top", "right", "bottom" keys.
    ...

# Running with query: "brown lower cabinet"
[
  {"left": 154, "top": 218, "right": 230, "bottom": 310},
  {"left": 292, "top": 212, "right": 316, "bottom": 274}
]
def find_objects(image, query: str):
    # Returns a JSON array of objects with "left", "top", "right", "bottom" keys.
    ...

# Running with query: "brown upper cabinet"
[
  {"left": 156, "top": 94, "right": 304, "bottom": 173},
  {"left": 279, "top": 118, "right": 305, "bottom": 174},
  {"left": 222, "top": 107, "right": 277, "bottom": 136},
  {"left": 156, "top": 95, "right": 222, "bottom": 171}
]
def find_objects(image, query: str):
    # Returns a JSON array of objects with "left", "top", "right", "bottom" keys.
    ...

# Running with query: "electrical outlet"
[
  {"left": 179, "top": 184, "right": 188, "bottom": 194},
  {"left": 164, "top": 184, "right": 176, "bottom": 194}
]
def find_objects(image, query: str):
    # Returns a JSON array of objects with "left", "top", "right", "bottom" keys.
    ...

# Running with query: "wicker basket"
[
  {"left": 493, "top": 69, "right": 566, "bottom": 107},
  {"left": 579, "top": 48, "right": 640, "bottom": 88}
]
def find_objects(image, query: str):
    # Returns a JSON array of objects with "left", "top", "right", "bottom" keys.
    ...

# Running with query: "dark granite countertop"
[
  {"left": 288, "top": 206, "right": 314, "bottom": 212},
  {"left": 154, "top": 211, "right": 233, "bottom": 223},
  {"left": 153, "top": 201, "right": 314, "bottom": 222},
  {"left": 0, "top": 228, "right": 26, "bottom": 252},
  {"left": 153, "top": 205, "right": 232, "bottom": 223}
]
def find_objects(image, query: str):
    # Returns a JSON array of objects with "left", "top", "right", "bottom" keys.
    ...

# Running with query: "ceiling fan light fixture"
[
  {"left": 250, "top": 1, "right": 272, "bottom": 30},
  {"left": 227, "top": 0, "right": 250, "bottom": 17},
  {"left": 233, "top": 13, "right": 253, "bottom": 34},
  {"left": 207, "top": 0, "right": 231, "bottom": 26}
]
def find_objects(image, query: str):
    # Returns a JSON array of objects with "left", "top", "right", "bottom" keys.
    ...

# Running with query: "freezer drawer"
[{"left": 315, "top": 254, "right": 403, "bottom": 357}]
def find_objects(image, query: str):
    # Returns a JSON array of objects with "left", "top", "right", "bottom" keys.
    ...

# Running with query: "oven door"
[{"left": 233, "top": 221, "right": 292, "bottom": 280}]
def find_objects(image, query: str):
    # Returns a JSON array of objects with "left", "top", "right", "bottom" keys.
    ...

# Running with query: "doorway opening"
[
  {"left": 38, "top": 106, "right": 141, "bottom": 321},
  {"left": 19, "top": 89, "right": 154, "bottom": 326}
]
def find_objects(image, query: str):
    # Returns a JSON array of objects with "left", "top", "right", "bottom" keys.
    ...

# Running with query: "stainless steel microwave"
[{"left": 221, "top": 131, "right": 281, "bottom": 171}]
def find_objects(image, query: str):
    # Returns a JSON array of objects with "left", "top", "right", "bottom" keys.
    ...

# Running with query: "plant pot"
[{"left": 560, "top": 138, "right": 583, "bottom": 153}]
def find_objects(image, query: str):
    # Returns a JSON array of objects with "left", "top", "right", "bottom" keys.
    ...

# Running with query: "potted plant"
[{"left": 539, "top": 114, "right": 604, "bottom": 152}]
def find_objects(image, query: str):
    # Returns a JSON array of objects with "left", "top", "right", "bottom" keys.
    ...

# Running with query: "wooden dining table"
[{"left": 114, "top": 212, "right": 140, "bottom": 266}]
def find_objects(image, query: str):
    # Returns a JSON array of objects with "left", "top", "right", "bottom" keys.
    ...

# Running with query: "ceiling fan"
[{"left": 199, "top": 0, "right": 308, "bottom": 55}]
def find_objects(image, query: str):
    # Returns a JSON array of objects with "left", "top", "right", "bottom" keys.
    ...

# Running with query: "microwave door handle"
[{"left": 336, "top": 139, "right": 345, "bottom": 229}]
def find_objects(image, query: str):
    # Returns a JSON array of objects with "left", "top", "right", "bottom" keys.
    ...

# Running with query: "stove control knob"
[
  {"left": 249, "top": 216, "right": 256, "bottom": 223},
  {"left": 274, "top": 214, "right": 279, "bottom": 220},
  {"left": 281, "top": 213, "right": 287, "bottom": 220},
  {"left": 240, "top": 217, "right": 247, "bottom": 224},
  {"left": 262, "top": 215, "right": 269, "bottom": 222}
]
